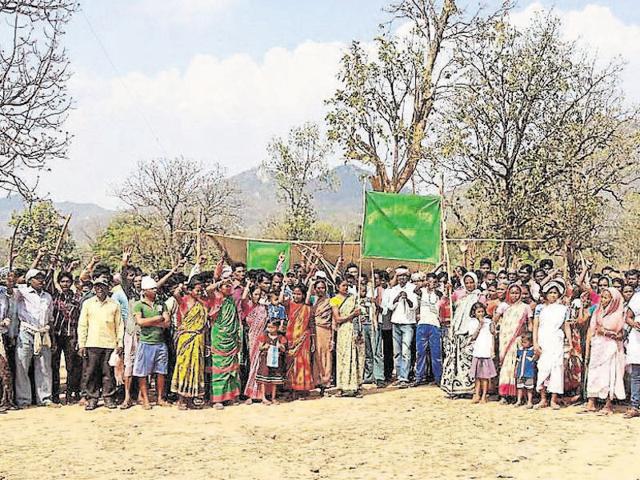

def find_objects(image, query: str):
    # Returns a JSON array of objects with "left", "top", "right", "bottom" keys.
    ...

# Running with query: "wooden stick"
[
  {"left": 176, "top": 229, "right": 545, "bottom": 245},
  {"left": 53, "top": 214, "right": 72, "bottom": 256},
  {"left": 357, "top": 178, "right": 367, "bottom": 309},
  {"left": 440, "top": 186, "right": 454, "bottom": 331},
  {"left": 8, "top": 218, "right": 22, "bottom": 271},
  {"left": 196, "top": 209, "right": 203, "bottom": 260},
  {"left": 371, "top": 261, "right": 378, "bottom": 332}
]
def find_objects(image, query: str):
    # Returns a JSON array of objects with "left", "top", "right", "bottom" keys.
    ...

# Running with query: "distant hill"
[
  {"left": 0, "top": 163, "right": 371, "bottom": 242},
  {"left": 0, "top": 196, "right": 116, "bottom": 243},
  {"left": 229, "top": 163, "right": 371, "bottom": 232}
]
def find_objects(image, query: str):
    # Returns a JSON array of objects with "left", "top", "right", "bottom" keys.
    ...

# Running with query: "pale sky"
[{"left": 32, "top": 0, "right": 640, "bottom": 208}]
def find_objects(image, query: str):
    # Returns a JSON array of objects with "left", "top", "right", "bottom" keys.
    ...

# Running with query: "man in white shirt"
[
  {"left": 415, "top": 273, "right": 443, "bottom": 386},
  {"left": 7, "top": 269, "right": 57, "bottom": 408},
  {"left": 386, "top": 267, "right": 417, "bottom": 388},
  {"left": 625, "top": 290, "right": 640, "bottom": 418}
]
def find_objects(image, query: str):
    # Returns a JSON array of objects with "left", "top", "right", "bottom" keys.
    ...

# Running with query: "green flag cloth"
[
  {"left": 362, "top": 192, "right": 441, "bottom": 263},
  {"left": 247, "top": 240, "right": 291, "bottom": 272}
]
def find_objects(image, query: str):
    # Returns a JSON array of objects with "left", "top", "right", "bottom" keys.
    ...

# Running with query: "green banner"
[
  {"left": 362, "top": 192, "right": 441, "bottom": 263},
  {"left": 247, "top": 240, "right": 291, "bottom": 272}
]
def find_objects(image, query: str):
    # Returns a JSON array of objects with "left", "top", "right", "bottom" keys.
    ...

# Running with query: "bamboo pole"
[
  {"left": 8, "top": 218, "right": 22, "bottom": 271},
  {"left": 53, "top": 214, "right": 72, "bottom": 256},
  {"left": 357, "top": 177, "right": 367, "bottom": 309},
  {"left": 174, "top": 229, "right": 547, "bottom": 246},
  {"left": 196, "top": 209, "right": 202, "bottom": 260},
  {"left": 440, "top": 179, "right": 454, "bottom": 332}
]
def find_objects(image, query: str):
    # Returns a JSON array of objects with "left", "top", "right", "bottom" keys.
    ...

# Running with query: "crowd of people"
[{"left": 0, "top": 248, "right": 639, "bottom": 419}]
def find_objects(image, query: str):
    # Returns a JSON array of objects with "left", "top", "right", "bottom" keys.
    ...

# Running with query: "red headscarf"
[
  {"left": 590, "top": 287, "right": 625, "bottom": 334},
  {"left": 505, "top": 284, "right": 523, "bottom": 305}
]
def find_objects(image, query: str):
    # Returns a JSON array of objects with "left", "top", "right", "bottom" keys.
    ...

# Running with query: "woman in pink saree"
[
  {"left": 494, "top": 285, "right": 532, "bottom": 401},
  {"left": 241, "top": 286, "right": 268, "bottom": 403},
  {"left": 585, "top": 287, "right": 626, "bottom": 414}
]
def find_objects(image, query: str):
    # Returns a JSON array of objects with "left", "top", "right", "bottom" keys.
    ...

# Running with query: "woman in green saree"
[{"left": 208, "top": 277, "right": 242, "bottom": 410}]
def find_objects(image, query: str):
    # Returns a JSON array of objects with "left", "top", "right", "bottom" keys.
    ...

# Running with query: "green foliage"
[
  {"left": 9, "top": 201, "right": 76, "bottom": 268},
  {"left": 92, "top": 212, "right": 167, "bottom": 271}
]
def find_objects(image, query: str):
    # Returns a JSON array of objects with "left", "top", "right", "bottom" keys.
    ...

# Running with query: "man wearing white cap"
[
  {"left": 132, "top": 276, "right": 170, "bottom": 410},
  {"left": 385, "top": 267, "right": 417, "bottom": 388},
  {"left": 78, "top": 274, "right": 123, "bottom": 410},
  {"left": 6, "top": 268, "right": 56, "bottom": 408}
]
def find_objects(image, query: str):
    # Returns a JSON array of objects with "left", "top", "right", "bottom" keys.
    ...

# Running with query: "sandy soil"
[{"left": 1, "top": 386, "right": 639, "bottom": 480}]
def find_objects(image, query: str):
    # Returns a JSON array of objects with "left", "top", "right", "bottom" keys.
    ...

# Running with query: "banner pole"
[
  {"left": 357, "top": 177, "right": 367, "bottom": 309},
  {"left": 440, "top": 175, "right": 454, "bottom": 329}
]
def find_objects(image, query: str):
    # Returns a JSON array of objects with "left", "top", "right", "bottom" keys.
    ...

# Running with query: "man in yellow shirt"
[{"left": 77, "top": 274, "right": 123, "bottom": 411}]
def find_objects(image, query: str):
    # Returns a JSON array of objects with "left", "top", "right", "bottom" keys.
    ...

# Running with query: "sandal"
[
  {"left": 119, "top": 401, "right": 134, "bottom": 410},
  {"left": 623, "top": 408, "right": 640, "bottom": 419}
]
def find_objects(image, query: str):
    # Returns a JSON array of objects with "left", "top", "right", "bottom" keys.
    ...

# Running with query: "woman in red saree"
[
  {"left": 240, "top": 285, "right": 268, "bottom": 403},
  {"left": 494, "top": 285, "right": 532, "bottom": 401},
  {"left": 284, "top": 284, "right": 314, "bottom": 398}
]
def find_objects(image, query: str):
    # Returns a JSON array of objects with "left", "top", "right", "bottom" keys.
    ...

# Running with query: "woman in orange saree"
[{"left": 284, "top": 284, "right": 314, "bottom": 398}]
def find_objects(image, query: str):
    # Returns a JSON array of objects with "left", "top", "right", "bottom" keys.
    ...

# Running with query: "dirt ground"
[{"left": 1, "top": 386, "right": 639, "bottom": 480}]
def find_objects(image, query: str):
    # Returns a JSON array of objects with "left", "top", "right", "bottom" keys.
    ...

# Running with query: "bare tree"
[
  {"left": 326, "top": 0, "right": 509, "bottom": 192},
  {"left": 0, "top": 0, "right": 78, "bottom": 198},
  {"left": 262, "top": 122, "right": 335, "bottom": 240},
  {"left": 116, "top": 157, "right": 243, "bottom": 261}
]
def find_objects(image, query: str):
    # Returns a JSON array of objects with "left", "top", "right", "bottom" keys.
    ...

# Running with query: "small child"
[
  {"left": 515, "top": 332, "right": 536, "bottom": 409},
  {"left": 468, "top": 302, "right": 497, "bottom": 404},
  {"left": 267, "top": 293, "right": 287, "bottom": 335},
  {"left": 256, "top": 319, "right": 287, "bottom": 405}
]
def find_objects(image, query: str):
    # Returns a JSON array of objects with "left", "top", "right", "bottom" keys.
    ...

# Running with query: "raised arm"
[
  {"left": 332, "top": 256, "right": 344, "bottom": 283},
  {"left": 80, "top": 255, "right": 100, "bottom": 282},
  {"left": 157, "top": 258, "right": 186, "bottom": 290},
  {"left": 30, "top": 247, "right": 47, "bottom": 270},
  {"left": 305, "top": 278, "right": 313, "bottom": 305}
]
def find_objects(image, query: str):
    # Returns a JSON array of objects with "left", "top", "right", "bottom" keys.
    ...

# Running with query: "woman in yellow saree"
[
  {"left": 331, "top": 279, "right": 365, "bottom": 397},
  {"left": 171, "top": 277, "right": 207, "bottom": 410}
]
